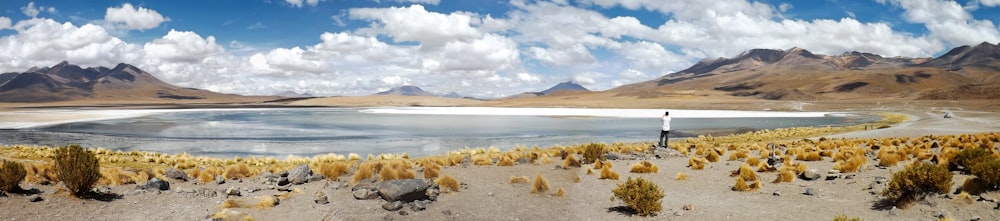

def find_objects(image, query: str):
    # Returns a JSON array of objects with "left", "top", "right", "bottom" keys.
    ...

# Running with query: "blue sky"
[{"left": 1, "top": 0, "right": 998, "bottom": 97}]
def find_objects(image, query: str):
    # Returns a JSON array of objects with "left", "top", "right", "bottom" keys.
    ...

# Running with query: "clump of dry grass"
[
  {"left": 378, "top": 160, "right": 416, "bottom": 182},
  {"left": 510, "top": 176, "right": 529, "bottom": 184},
  {"left": 537, "top": 154, "right": 553, "bottom": 165},
  {"left": 960, "top": 177, "right": 988, "bottom": 195},
  {"left": 211, "top": 209, "right": 255, "bottom": 221},
  {"left": 254, "top": 195, "right": 279, "bottom": 209},
  {"left": 551, "top": 187, "right": 566, "bottom": 198},
  {"left": 629, "top": 161, "right": 658, "bottom": 173},
  {"left": 586, "top": 167, "right": 594, "bottom": 175},
  {"left": 772, "top": 168, "right": 795, "bottom": 183},
  {"left": 350, "top": 162, "right": 377, "bottom": 186},
  {"left": 611, "top": 176, "right": 664, "bottom": 216},
  {"left": 706, "top": 149, "right": 721, "bottom": 162},
  {"left": 833, "top": 150, "right": 868, "bottom": 173},
  {"left": 745, "top": 157, "right": 760, "bottom": 167},
  {"left": 532, "top": 173, "right": 550, "bottom": 194},
  {"left": 497, "top": 156, "right": 515, "bottom": 167},
  {"left": 675, "top": 172, "right": 687, "bottom": 180},
  {"left": 422, "top": 162, "right": 441, "bottom": 180},
  {"left": 223, "top": 163, "right": 253, "bottom": 180},
  {"left": 832, "top": 214, "right": 863, "bottom": 221},
  {"left": 24, "top": 163, "right": 57, "bottom": 184},
  {"left": 563, "top": 154, "right": 581, "bottom": 168},
  {"left": 220, "top": 199, "right": 241, "bottom": 208},
  {"left": 472, "top": 155, "right": 493, "bottom": 166},
  {"left": 0, "top": 160, "right": 26, "bottom": 191},
  {"left": 955, "top": 191, "right": 974, "bottom": 204},
  {"left": 435, "top": 174, "right": 460, "bottom": 193},
  {"left": 732, "top": 177, "right": 751, "bottom": 191},
  {"left": 688, "top": 156, "right": 708, "bottom": 170},
  {"left": 877, "top": 147, "right": 905, "bottom": 167},
  {"left": 730, "top": 163, "right": 757, "bottom": 181},
  {"left": 317, "top": 161, "right": 351, "bottom": 180},
  {"left": 599, "top": 165, "right": 620, "bottom": 180}
]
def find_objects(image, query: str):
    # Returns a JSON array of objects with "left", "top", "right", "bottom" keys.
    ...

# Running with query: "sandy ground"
[{"left": 1, "top": 107, "right": 998, "bottom": 221}]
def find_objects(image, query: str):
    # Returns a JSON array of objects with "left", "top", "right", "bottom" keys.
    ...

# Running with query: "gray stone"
[
  {"left": 276, "top": 184, "right": 292, "bottom": 192},
  {"left": 875, "top": 176, "right": 887, "bottom": 184},
  {"left": 215, "top": 175, "right": 226, "bottom": 184},
  {"left": 382, "top": 201, "right": 404, "bottom": 211},
  {"left": 995, "top": 202, "right": 999, "bottom": 210},
  {"left": 398, "top": 211, "right": 408, "bottom": 216},
  {"left": 353, "top": 189, "right": 377, "bottom": 200},
  {"left": 164, "top": 168, "right": 189, "bottom": 181},
  {"left": 29, "top": 195, "right": 43, "bottom": 202},
  {"left": 425, "top": 187, "right": 440, "bottom": 200},
  {"left": 376, "top": 179, "right": 430, "bottom": 202},
  {"left": 289, "top": 164, "right": 313, "bottom": 185},
  {"left": 888, "top": 206, "right": 897, "bottom": 216},
  {"left": 314, "top": 191, "right": 329, "bottom": 204},
  {"left": 141, "top": 178, "right": 170, "bottom": 191},
  {"left": 772, "top": 191, "right": 781, "bottom": 196},
  {"left": 971, "top": 215, "right": 980, "bottom": 221},
  {"left": 803, "top": 188, "right": 816, "bottom": 196},
  {"left": 278, "top": 170, "right": 290, "bottom": 177},
  {"left": 225, "top": 187, "right": 241, "bottom": 196},
  {"left": 935, "top": 209, "right": 948, "bottom": 218},
  {"left": 799, "top": 169, "right": 821, "bottom": 181},
  {"left": 308, "top": 174, "right": 325, "bottom": 182},
  {"left": 605, "top": 153, "right": 620, "bottom": 160},
  {"left": 409, "top": 201, "right": 427, "bottom": 211},
  {"left": 277, "top": 177, "right": 291, "bottom": 186},
  {"left": 844, "top": 174, "right": 856, "bottom": 179}
]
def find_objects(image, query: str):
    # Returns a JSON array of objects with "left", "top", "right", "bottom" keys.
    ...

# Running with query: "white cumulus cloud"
[
  {"left": 105, "top": 3, "right": 169, "bottom": 31},
  {"left": 285, "top": 0, "right": 322, "bottom": 7},
  {"left": 0, "top": 17, "right": 11, "bottom": 30}
]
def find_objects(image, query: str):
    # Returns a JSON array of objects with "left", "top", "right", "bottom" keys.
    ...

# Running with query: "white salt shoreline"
[{"left": 0, "top": 107, "right": 839, "bottom": 129}]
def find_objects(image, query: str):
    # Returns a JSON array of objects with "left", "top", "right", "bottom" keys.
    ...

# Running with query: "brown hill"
[
  {"left": 0, "top": 61, "right": 249, "bottom": 103},
  {"left": 610, "top": 43, "right": 1000, "bottom": 101}
]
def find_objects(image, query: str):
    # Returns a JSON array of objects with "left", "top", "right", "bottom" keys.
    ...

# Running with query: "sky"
[{"left": 0, "top": 0, "right": 999, "bottom": 98}]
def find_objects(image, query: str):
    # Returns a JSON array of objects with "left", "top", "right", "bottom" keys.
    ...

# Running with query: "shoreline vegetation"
[{"left": 3, "top": 111, "right": 1000, "bottom": 220}]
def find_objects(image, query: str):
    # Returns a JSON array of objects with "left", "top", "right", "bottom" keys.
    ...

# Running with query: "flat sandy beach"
[{"left": 0, "top": 107, "right": 998, "bottom": 221}]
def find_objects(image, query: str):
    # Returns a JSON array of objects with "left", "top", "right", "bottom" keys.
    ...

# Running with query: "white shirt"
[{"left": 661, "top": 115, "right": 671, "bottom": 131}]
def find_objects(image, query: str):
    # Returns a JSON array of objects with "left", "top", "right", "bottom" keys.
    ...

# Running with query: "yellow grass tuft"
[
  {"left": 551, "top": 187, "right": 565, "bottom": 198},
  {"left": 254, "top": 195, "right": 279, "bottom": 209},
  {"left": 538, "top": 154, "right": 553, "bottom": 165},
  {"left": 472, "top": 155, "right": 494, "bottom": 166},
  {"left": 317, "top": 161, "right": 351, "bottom": 180},
  {"left": 833, "top": 152, "right": 868, "bottom": 173},
  {"left": 223, "top": 164, "right": 253, "bottom": 180},
  {"left": 749, "top": 179, "right": 762, "bottom": 190},
  {"left": 532, "top": 173, "right": 550, "bottom": 194},
  {"left": 378, "top": 160, "right": 416, "bottom": 182},
  {"left": 732, "top": 177, "right": 750, "bottom": 191},
  {"left": 435, "top": 174, "right": 461, "bottom": 193},
  {"left": 24, "top": 163, "right": 57, "bottom": 184},
  {"left": 960, "top": 177, "right": 988, "bottom": 195},
  {"left": 422, "top": 163, "right": 441, "bottom": 180},
  {"left": 675, "top": 172, "right": 687, "bottom": 180},
  {"left": 510, "top": 176, "right": 529, "bottom": 184},
  {"left": 791, "top": 162, "right": 808, "bottom": 175},
  {"left": 732, "top": 163, "right": 757, "bottom": 181},
  {"left": 211, "top": 209, "right": 255, "bottom": 221},
  {"left": 688, "top": 156, "right": 707, "bottom": 170},
  {"left": 746, "top": 157, "right": 760, "bottom": 167},
  {"left": 586, "top": 167, "right": 594, "bottom": 175},
  {"left": 629, "top": 161, "right": 658, "bottom": 173},
  {"left": 220, "top": 199, "right": 241, "bottom": 208},
  {"left": 350, "top": 162, "right": 376, "bottom": 186},
  {"left": 574, "top": 175, "right": 581, "bottom": 183},
  {"left": 772, "top": 168, "right": 795, "bottom": 183},
  {"left": 599, "top": 166, "right": 620, "bottom": 180},
  {"left": 497, "top": 156, "right": 515, "bottom": 166},
  {"left": 563, "top": 154, "right": 581, "bottom": 168},
  {"left": 706, "top": 149, "right": 721, "bottom": 162},
  {"left": 877, "top": 147, "right": 904, "bottom": 167},
  {"left": 955, "top": 191, "right": 974, "bottom": 205}
]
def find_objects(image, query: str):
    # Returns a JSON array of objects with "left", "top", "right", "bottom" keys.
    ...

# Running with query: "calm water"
[{"left": 4, "top": 108, "right": 873, "bottom": 158}]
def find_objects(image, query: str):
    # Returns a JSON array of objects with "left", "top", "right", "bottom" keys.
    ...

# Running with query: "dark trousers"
[{"left": 659, "top": 130, "right": 669, "bottom": 147}]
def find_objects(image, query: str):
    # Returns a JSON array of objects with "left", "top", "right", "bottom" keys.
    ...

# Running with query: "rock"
[
  {"left": 516, "top": 157, "right": 530, "bottom": 165},
  {"left": 995, "top": 202, "right": 999, "bottom": 210},
  {"left": 277, "top": 177, "right": 291, "bottom": 186},
  {"left": 875, "top": 176, "right": 887, "bottom": 184},
  {"left": 803, "top": 188, "right": 816, "bottom": 196},
  {"left": 825, "top": 171, "right": 840, "bottom": 180},
  {"left": 935, "top": 209, "right": 948, "bottom": 218},
  {"left": 398, "top": 211, "right": 408, "bottom": 216},
  {"left": 682, "top": 204, "right": 695, "bottom": 210},
  {"left": 844, "top": 174, "right": 856, "bottom": 179},
  {"left": 215, "top": 175, "right": 226, "bottom": 184},
  {"left": 425, "top": 187, "right": 440, "bottom": 201},
  {"left": 409, "top": 201, "right": 427, "bottom": 211},
  {"left": 29, "top": 195, "right": 43, "bottom": 202},
  {"left": 352, "top": 180, "right": 376, "bottom": 192},
  {"left": 799, "top": 169, "right": 821, "bottom": 181},
  {"left": 276, "top": 184, "right": 292, "bottom": 192},
  {"left": 605, "top": 153, "right": 620, "bottom": 160},
  {"left": 673, "top": 211, "right": 684, "bottom": 216},
  {"left": 971, "top": 215, "right": 981, "bottom": 221},
  {"left": 376, "top": 179, "right": 430, "bottom": 202},
  {"left": 888, "top": 206, "right": 897, "bottom": 216},
  {"left": 289, "top": 164, "right": 313, "bottom": 185},
  {"left": 141, "top": 178, "right": 170, "bottom": 191},
  {"left": 308, "top": 174, "right": 325, "bottom": 182},
  {"left": 487, "top": 192, "right": 494, "bottom": 197},
  {"left": 382, "top": 201, "right": 404, "bottom": 211},
  {"left": 772, "top": 191, "right": 781, "bottom": 196},
  {"left": 314, "top": 191, "right": 329, "bottom": 204},
  {"left": 353, "top": 189, "right": 376, "bottom": 200},
  {"left": 279, "top": 170, "right": 290, "bottom": 177},
  {"left": 164, "top": 168, "right": 189, "bottom": 181},
  {"left": 225, "top": 187, "right": 241, "bottom": 196}
]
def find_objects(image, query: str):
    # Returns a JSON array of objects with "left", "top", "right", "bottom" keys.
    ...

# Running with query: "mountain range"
[
  {"left": 2, "top": 43, "right": 998, "bottom": 103},
  {"left": 612, "top": 42, "right": 1000, "bottom": 100},
  {"left": 0, "top": 61, "right": 241, "bottom": 102}
]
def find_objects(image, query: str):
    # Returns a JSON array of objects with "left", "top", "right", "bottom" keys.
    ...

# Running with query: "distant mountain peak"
[
  {"left": 539, "top": 81, "right": 589, "bottom": 95},
  {"left": 375, "top": 85, "right": 435, "bottom": 96}
]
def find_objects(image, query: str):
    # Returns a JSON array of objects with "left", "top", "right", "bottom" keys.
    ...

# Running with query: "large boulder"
[
  {"left": 376, "top": 179, "right": 430, "bottom": 202},
  {"left": 164, "top": 168, "right": 189, "bottom": 181},
  {"left": 288, "top": 164, "right": 313, "bottom": 185},
  {"left": 141, "top": 178, "right": 170, "bottom": 191}
]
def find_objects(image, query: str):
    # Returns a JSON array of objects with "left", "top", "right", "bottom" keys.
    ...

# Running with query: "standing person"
[{"left": 659, "top": 111, "right": 671, "bottom": 148}]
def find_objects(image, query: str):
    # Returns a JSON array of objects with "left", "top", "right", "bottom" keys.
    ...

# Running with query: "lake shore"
[{"left": 0, "top": 104, "right": 998, "bottom": 221}]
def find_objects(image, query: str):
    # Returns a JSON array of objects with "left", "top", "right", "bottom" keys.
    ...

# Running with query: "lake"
[{"left": 0, "top": 107, "right": 874, "bottom": 158}]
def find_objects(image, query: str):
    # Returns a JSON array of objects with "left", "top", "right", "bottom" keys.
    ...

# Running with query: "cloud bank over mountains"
[{"left": 0, "top": 0, "right": 998, "bottom": 98}]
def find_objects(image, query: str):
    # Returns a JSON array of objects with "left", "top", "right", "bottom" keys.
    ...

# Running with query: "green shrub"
[
  {"left": 582, "top": 143, "right": 606, "bottom": 164},
  {"left": 970, "top": 159, "right": 1000, "bottom": 189},
  {"left": 54, "top": 144, "right": 100, "bottom": 197},
  {"left": 1, "top": 160, "right": 26, "bottom": 192},
  {"left": 612, "top": 177, "right": 664, "bottom": 216},
  {"left": 882, "top": 162, "right": 952, "bottom": 207},
  {"left": 952, "top": 148, "right": 992, "bottom": 172}
]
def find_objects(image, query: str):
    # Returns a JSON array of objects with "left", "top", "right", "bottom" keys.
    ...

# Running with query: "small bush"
[
  {"left": 772, "top": 168, "right": 795, "bottom": 183},
  {"left": 732, "top": 177, "right": 752, "bottom": 191},
  {"left": 318, "top": 162, "right": 351, "bottom": 180},
  {"left": 629, "top": 161, "right": 658, "bottom": 173},
  {"left": 611, "top": 177, "right": 664, "bottom": 216},
  {"left": 952, "top": 148, "right": 991, "bottom": 172},
  {"left": 223, "top": 164, "right": 252, "bottom": 180},
  {"left": 706, "top": 150, "right": 721, "bottom": 162},
  {"left": 688, "top": 156, "right": 707, "bottom": 170},
  {"left": 54, "top": 144, "right": 100, "bottom": 196},
  {"left": 746, "top": 157, "right": 760, "bottom": 167},
  {"left": 675, "top": 172, "right": 687, "bottom": 180},
  {"left": 422, "top": 163, "right": 440, "bottom": 180},
  {"left": 599, "top": 166, "right": 620, "bottom": 180},
  {"left": 1, "top": 160, "right": 26, "bottom": 192},
  {"left": 350, "top": 162, "right": 376, "bottom": 186},
  {"left": 551, "top": 187, "right": 566, "bottom": 198},
  {"left": 435, "top": 174, "right": 460, "bottom": 193},
  {"left": 563, "top": 154, "right": 581, "bottom": 168},
  {"left": 510, "top": 176, "right": 529, "bottom": 184},
  {"left": 960, "top": 177, "right": 988, "bottom": 195},
  {"left": 497, "top": 156, "right": 515, "bottom": 166},
  {"left": 882, "top": 162, "right": 952, "bottom": 207},
  {"left": 582, "top": 143, "right": 606, "bottom": 164},
  {"left": 532, "top": 173, "right": 550, "bottom": 194},
  {"left": 970, "top": 159, "right": 1000, "bottom": 189}
]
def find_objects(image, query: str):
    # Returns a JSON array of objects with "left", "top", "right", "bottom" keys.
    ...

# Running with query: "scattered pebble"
[
  {"left": 803, "top": 188, "right": 816, "bottom": 196},
  {"left": 409, "top": 201, "right": 427, "bottom": 211},
  {"left": 314, "top": 191, "right": 329, "bottom": 205},
  {"left": 772, "top": 191, "right": 781, "bottom": 196},
  {"left": 382, "top": 201, "right": 403, "bottom": 211},
  {"left": 29, "top": 195, "right": 43, "bottom": 202},
  {"left": 682, "top": 205, "right": 695, "bottom": 210}
]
